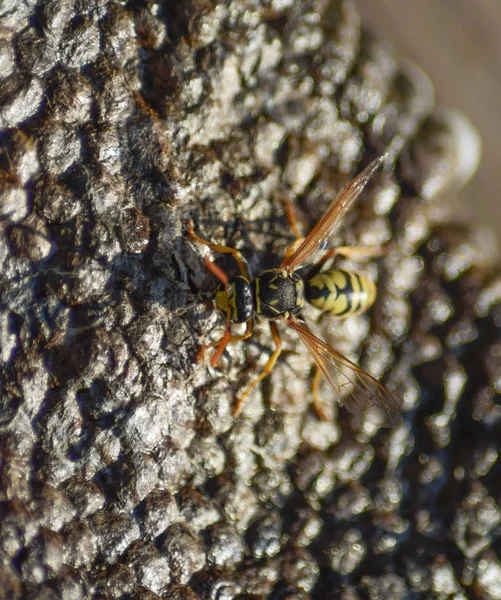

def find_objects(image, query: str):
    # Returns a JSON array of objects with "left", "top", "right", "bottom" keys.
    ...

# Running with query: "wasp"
[{"left": 187, "top": 156, "right": 401, "bottom": 426}]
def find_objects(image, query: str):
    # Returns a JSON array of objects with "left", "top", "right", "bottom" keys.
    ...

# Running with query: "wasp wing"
[
  {"left": 286, "top": 317, "right": 401, "bottom": 427},
  {"left": 281, "top": 155, "right": 386, "bottom": 271}
]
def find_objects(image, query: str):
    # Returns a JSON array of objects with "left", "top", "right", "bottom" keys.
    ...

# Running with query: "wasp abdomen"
[{"left": 306, "top": 269, "right": 376, "bottom": 317}]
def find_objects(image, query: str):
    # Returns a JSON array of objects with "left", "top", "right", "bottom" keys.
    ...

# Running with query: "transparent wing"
[
  {"left": 281, "top": 155, "right": 386, "bottom": 271},
  {"left": 286, "top": 317, "right": 402, "bottom": 427}
]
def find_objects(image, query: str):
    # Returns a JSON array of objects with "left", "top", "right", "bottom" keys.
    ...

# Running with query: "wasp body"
[
  {"left": 187, "top": 156, "right": 401, "bottom": 426},
  {"left": 217, "top": 267, "right": 375, "bottom": 323}
]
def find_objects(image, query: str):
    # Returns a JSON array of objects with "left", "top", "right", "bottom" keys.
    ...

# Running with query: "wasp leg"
[
  {"left": 203, "top": 255, "right": 229, "bottom": 287},
  {"left": 311, "top": 367, "right": 329, "bottom": 421},
  {"left": 207, "top": 318, "right": 253, "bottom": 368},
  {"left": 280, "top": 194, "right": 303, "bottom": 240},
  {"left": 306, "top": 245, "right": 389, "bottom": 277},
  {"left": 196, "top": 309, "right": 253, "bottom": 367},
  {"left": 233, "top": 321, "right": 282, "bottom": 417},
  {"left": 186, "top": 219, "right": 249, "bottom": 279},
  {"left": 280, "top": 193, "right": 306, "bottom": 262},
  {"left": 334, "top": 245, "right": 390, "bottom": 260}
]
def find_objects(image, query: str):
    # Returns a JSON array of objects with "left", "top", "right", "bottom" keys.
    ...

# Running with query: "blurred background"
[{"left": 358, "top": 0, "right": 501, "bottom": 242}]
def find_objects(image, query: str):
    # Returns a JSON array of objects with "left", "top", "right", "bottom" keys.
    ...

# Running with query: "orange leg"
[
  {"left": 306, "top": 244, "right": 390, "bottom": 278},
  {"left": 186, "top": 219, "right": 249, "bottom": 279},
  {"left": 280, "top": 200, "right": 388, "bottom": 266},
  {"left": 202, "top": 255, "right": 229, "bottom": 287},
  {"left": 198, "top": 317, "right": 254, "bottom": 367},
  {"left": 311, "top": 367, "right": 329, "bottom": 421},
  {"left": 333, "top": 245, "right": 390, "bottom": 260},
  {"left": 281, "top": 195, "right": 303, "bottom": 240},
  {"left": 233, "top": 321, "right": 282, "bottom": 417},
  {"left": 278, "top": 192, "right": 307, "bottom": 262}
]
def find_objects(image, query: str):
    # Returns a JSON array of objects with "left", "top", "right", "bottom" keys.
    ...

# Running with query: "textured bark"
[{"left": 0, "top": 1, "right": 500, "bottom": 599}]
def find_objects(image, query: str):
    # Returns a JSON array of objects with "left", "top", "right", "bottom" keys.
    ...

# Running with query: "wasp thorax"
[{"left": 255, "top": 269, "right": 305, "bottom": 320}]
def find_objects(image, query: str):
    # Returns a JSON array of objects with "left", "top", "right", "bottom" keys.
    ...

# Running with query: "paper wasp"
[{"left": 187, "top": 155, "right": 401, "bottom": 426}]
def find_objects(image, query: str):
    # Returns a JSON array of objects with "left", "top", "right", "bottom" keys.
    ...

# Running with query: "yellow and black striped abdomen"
[{"left": 306, "top": 269, "right": 377, "bottom": 317}]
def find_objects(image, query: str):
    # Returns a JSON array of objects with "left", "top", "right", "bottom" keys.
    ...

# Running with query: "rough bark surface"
[{"left": 1, "top": 1, "right": 500, "bottom": 599}]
